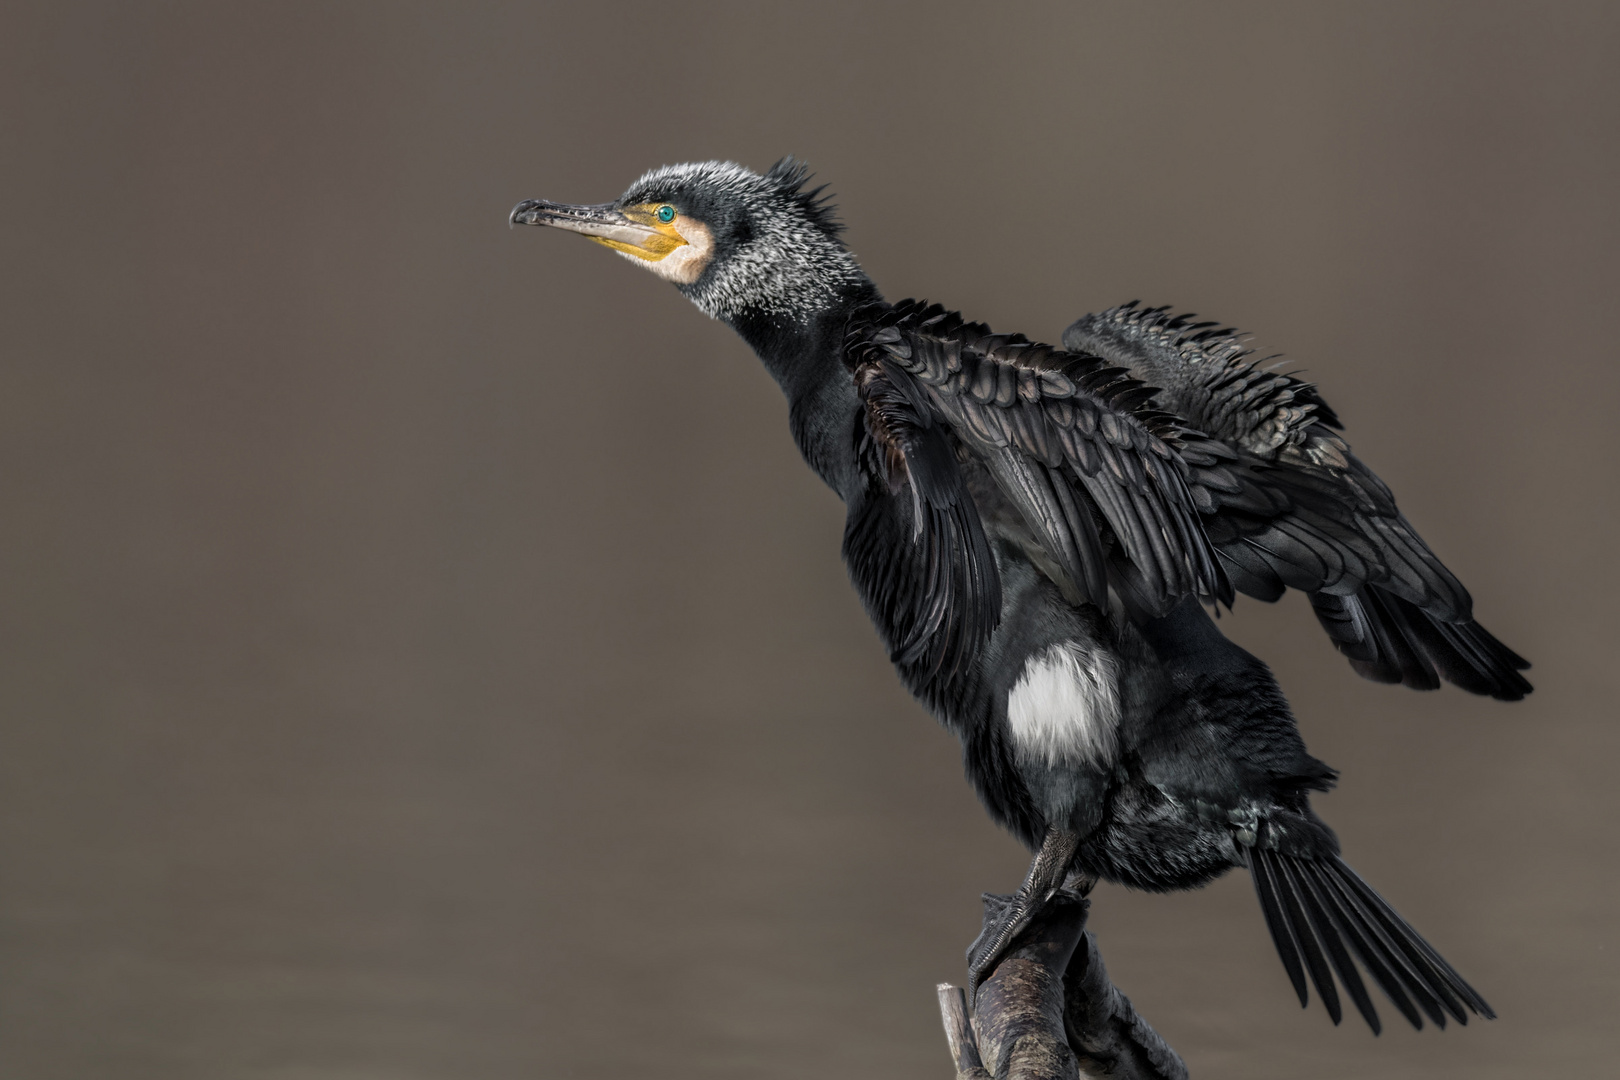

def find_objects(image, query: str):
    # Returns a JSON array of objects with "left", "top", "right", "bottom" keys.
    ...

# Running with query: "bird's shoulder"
[{"left": 843, "top": 298, "right": 1200, "bottom": 464}]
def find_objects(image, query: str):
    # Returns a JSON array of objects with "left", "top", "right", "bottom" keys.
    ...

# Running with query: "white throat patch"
[
  {"left": 622, "top": 216, "right": 713, "bottom": 285},
  {"left": 1007, "top": 642, "right": 1121, "bottom": 767}
]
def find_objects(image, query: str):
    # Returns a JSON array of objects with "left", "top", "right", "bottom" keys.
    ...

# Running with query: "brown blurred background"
[{"left": 3, "top": 2, "right": 1617, "bottom": 1077}]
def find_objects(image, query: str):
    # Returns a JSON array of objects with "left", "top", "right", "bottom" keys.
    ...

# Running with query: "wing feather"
[
  {"left": 1064, "top": 302, "right": 1530, "bottom": 699},
  {"left": 843, "top": 352, "right": 1001, "bottom": 685},
  {"left": 847, "top": 301, "right": 1229, "bottom": 639}
]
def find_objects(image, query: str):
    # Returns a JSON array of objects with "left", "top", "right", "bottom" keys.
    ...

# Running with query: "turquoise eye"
[{"left": 656, "top": 205, "right": 676, "bottom": 223}]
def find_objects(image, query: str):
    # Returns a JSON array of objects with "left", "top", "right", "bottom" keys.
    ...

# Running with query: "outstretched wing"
[
  {"left": 1064, "top": 303, "right": 1530, "bottom": 701},
  {"left": 840, "top": 300, "right": 1229, "bottom": 683}
]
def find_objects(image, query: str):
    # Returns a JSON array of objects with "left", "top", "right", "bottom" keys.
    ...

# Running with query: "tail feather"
[
  {"left": 1248, "top": 847, "right": 1493, "bottom": 1033},
  {"left": 1250, "top": 849, "right": 1310, "bottom": 1006},
  {"left": 1273, "top": 852, "right": 1344, "bottom": 1025},
  {"left": 1335, "top": 862, "right": 1494, "bottom": 1019},
  {"left": 1308, "top": 860, "right": 1443, "bottom": 1028},
  {"left": 1296, "top": 864, "right": 1379, "bottom": 1032}
]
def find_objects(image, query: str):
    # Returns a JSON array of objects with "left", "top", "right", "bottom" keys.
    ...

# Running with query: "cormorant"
[{"left": 510, "top": 159, "right": 1526, "bottom": 1035}]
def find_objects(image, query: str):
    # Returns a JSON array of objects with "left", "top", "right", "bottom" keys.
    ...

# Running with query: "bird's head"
[{"left": 510, "top": 158, "right": 871, "bottom": 328}]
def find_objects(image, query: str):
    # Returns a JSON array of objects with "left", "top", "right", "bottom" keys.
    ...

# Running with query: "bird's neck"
[{"left": 727, "top": 285, "right": 882, "bottom": 498}]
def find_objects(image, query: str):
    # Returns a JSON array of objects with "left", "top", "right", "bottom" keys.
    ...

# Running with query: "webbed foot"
[{"left": 965, "top": 826, "right": 1081, "bottom": 1001}]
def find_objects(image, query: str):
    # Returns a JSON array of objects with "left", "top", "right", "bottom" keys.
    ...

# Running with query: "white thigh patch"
[{"left": 1007, "top": 642, "right": 1121, "bottom": 766}]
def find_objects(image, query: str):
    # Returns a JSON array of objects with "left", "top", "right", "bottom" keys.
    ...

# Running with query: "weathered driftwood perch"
[{"left": 937, "top": 891, "right": 1187, "bottom": 1080}]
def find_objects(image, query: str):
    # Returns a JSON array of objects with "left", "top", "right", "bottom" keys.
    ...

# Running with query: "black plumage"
[
  {"left": 510, "top": 159, "right": 1515, "bottom": 1036},
  {"left": 1065, "top": 303, "right": 1532, "bottom": 701}
]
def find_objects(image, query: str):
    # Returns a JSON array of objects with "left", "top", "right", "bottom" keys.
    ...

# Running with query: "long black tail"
[
  {"left": 1248, "top": 846, "right": 1495, "bottom": 1033},
  {"left": 1310, "top": 586, "right": 1532, "bottom": 701}
]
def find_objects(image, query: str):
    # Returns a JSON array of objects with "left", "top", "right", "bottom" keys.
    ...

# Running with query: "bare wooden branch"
[
  {"left": 937, "top": 890, "right": 1187, "bottom": 1080},
  {"left": 1061, "top": 923, "right": 1186, "bottom": 1079},
  {"left": 937, "top": 983, "right": 991, "bottom": 1080}
]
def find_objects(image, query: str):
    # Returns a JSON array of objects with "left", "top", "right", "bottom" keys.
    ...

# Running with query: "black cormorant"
[{"left": 510, "top": 159, "right": 1526, "bottom": 1035}]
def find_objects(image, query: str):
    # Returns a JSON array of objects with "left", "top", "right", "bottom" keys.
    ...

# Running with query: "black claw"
[
  {"left": 966, "top": 827, "right": 1082, "bottom": 1003},
  {"left": 966, "top": 896, "right": 1034, "bottom": 1002}
]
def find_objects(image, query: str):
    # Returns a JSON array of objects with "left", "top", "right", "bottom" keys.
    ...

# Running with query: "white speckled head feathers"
[{"left": 616, "top": 158, "right": 870, "bottom": 326}]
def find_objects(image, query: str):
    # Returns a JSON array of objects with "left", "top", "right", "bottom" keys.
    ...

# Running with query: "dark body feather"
[{"left": 1064, "top": 303, "right": 1531, "bottom": 701}]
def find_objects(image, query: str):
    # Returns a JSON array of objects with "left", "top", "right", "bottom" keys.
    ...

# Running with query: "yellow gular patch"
[
  {"left": 594, "top": 204, "right": 714, "bottom": 285},
  {"left": 587, "top": 203, "right": 687, "bottom": 261}
]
